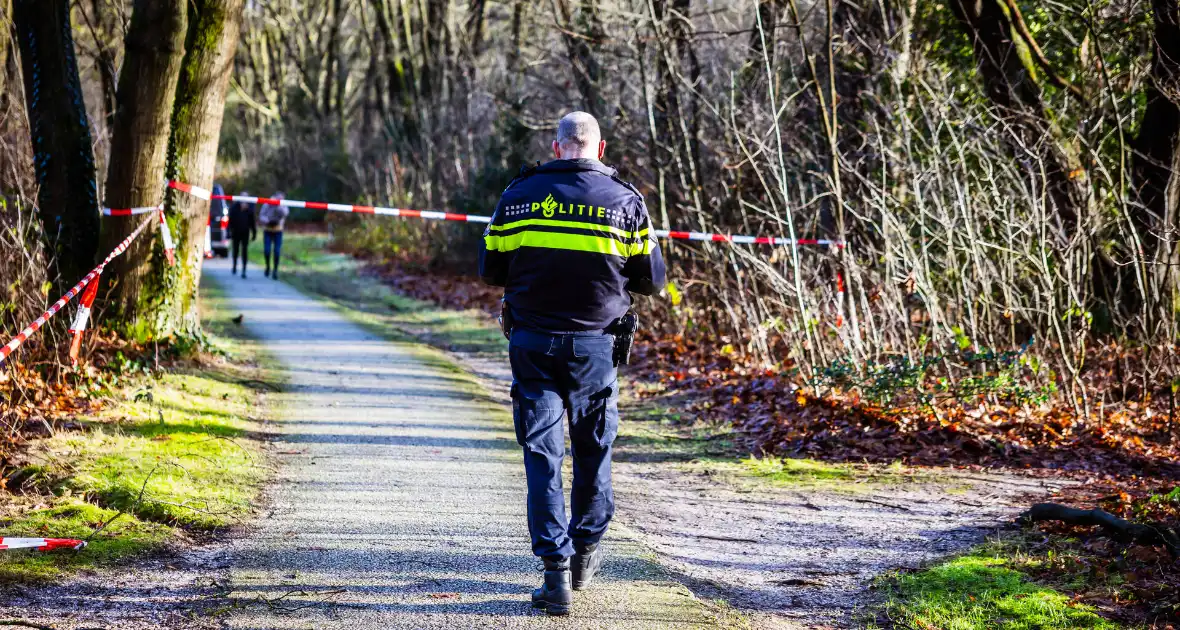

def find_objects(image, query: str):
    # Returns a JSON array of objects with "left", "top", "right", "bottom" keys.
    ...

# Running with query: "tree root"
[{"left": 1019, "top": 503, "right": 1179, "bottom": 558}]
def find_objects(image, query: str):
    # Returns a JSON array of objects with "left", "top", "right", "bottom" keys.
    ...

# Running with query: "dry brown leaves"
[
  {"left": 0, "top": 332, "right": 151, "bottom": 478},
  {"left": 631, "top": 332, "right": 1180, "bottom": 480}
]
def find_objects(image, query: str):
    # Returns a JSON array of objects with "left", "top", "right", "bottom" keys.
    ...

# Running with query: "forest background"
[
  {"left": 2, "top": 0, "right": 1179, "bottom": 422},
  {"left": 0, "top": 0, "right": 1179, "bottom": 624}
]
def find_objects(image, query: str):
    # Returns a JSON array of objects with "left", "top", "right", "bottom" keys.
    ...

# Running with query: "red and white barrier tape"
[
  {"left": 204, "top": 215, "right": 213, "bottom": 259},
  {"left": 164, "top": 180, "right": 846, "bottom": 248},
  {"left": 101, "top": 205, "right": 175, "bottom": 265},
  {"left": 102, "top": 204, "right": 161, "bottom": 216},
  {"left": 67, "top": 273, "right": 102, "bottom": 364},
  {"left": 169, "top": 180, "right": 212, "bottom": 201},
  {"left": 0, "top": 215, "right": 154, "bottom": 366},
  {"left": 0, "top": 537, "right": 86, "bottom": 551}
]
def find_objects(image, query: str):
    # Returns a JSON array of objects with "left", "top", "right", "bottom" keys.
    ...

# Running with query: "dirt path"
[{"left": 414, "top": 317, "right": 1065, "bottom": 629}]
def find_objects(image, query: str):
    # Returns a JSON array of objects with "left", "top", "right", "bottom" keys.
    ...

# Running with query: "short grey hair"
[{"left": 556, "top": 111, "right": 601, "bottom": 151}]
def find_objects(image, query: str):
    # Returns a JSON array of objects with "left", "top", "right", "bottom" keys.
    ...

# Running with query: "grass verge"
[
  {"left": 875, "top": 539, "right": 1124, "bottom": 630},
  {"left": 0, "top": 275, "right": 272, "bottom": 583},
  {"left": 279, "top": 233, "right": 503, "bottom": 354}
]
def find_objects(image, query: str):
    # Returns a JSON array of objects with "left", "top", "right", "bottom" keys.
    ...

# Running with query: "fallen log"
[{"left": 1019, "top": 503, "right": 1179, "bottom": 558}]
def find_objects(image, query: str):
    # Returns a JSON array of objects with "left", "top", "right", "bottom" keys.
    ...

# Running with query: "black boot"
[
  {"left": 572, "top": 543, "right": 605, "bottom": 591},
  {"left": 531, "top": 558, "right": 572, "bottom": 616}
]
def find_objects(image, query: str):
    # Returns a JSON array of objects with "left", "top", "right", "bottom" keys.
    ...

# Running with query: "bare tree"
[
  {"left": 0, "top": 0, "right": 11, "bottom": 96},
  {"left": 12, "top": 0, "right": 100, "bottom": 286},
  {"left": 162, "top": 0, "right": 245, "bottom": 333},
  {"left": 946, "top": 0, "right": 1082, "bottom": 237},
  {"left": 554, "top": 0, "right": 605, "bottom": 117},
  {"left": 99, "top": 0, "right": 188, "bottom": 337},
  {"left": 1131, "top": 0, "right": 1180, "bottom": 311}
]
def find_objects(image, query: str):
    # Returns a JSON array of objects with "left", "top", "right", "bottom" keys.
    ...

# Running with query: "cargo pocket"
[
  {"left": 572, "top": 335, "right": 614, "bottom": 359},
  {"left": 570, "top": 381, "right": 619, "bottom": 450},
  {"left": 512, "top": 381, "right": 564, "bottom": 455}
]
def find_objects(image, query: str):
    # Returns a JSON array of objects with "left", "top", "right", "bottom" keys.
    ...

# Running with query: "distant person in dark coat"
[{"left": 228, "top": 193, "right": 257, "bottom": 278}]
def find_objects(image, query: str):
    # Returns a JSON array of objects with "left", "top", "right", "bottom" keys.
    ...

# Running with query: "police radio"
[
  {"left": 607, "top": 311, "right": 639, "bottom": 367},
  {"left": 499, "top": 299, "right": 515, "bottom": 340}
]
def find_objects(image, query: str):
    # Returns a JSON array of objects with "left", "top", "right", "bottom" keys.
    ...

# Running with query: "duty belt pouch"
[
  {"left": 498, "top": 300, "right": 515, "bottom": 340},
  {"left": 606, "top": 311, "right": 639, "bottom": 367}
]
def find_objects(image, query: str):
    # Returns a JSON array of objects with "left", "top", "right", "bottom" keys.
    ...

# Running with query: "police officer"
[{"left": 479, "top": 111, "right": 666, "bottom": 616}]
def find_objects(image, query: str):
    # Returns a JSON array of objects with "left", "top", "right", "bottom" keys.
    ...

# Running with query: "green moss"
[
  {"left": 50, "top": 372, "right": 264, "bottom": 529},
  {"left": 879, "top": 545, "right": 1122, "bottom": 630},
  {"left": 740, "top": 454, "right": 864, "bottom": 482},
  {"left": 0, "top": 285, "right": 270, "bottom": 583},
  {"left": 0, "top": 502, "right": 171, "bottom": 583}
]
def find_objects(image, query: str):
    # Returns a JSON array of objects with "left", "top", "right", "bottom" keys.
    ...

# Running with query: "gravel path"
[{"left": 211, "top": 258, "right": 728, "bottom": 628}]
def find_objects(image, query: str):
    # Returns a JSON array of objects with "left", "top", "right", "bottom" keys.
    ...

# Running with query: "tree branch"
[
  {"left": 1020, "top": 503, "right": 1179, "bottom": 558},
  {"left": 1001, "top": 0, "right": 1085, "bottom": 101}
]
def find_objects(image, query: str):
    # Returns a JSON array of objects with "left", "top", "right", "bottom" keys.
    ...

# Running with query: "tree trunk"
[
  {"left": 0, "top": 0, "right": 11, "bottom": 96},
  {"left": 466, "top": 0, "right": 487, "bottom": 55},
  {"left": 161, "top": 0, "right": 245, "bottom": 334},
  {"left": 947, "top": 0, "right": 1080, "bottom": 236},
  {"left": 422, "top": 0, "right": 447, "bottom": 100},
  {"left": 90, "top": 0, "right": 119, "bottom": 129},
  {"left": 554, "top": 0, "right": 605, "bottom": 117},
  {"left": 12, "top": 0, "right": 100, "bottom": 287},
  {"left": 323, "top": 0, "right": 343, "bottom": 122},
  {"left": 1130, "top": 0, "right": 1180, "bottom": 311},
  {"left": 651, "top": 0, "right": 703, "bottom": 226},
  {"left": 99, "top": 0, "right": 188, "bottom": 338}
]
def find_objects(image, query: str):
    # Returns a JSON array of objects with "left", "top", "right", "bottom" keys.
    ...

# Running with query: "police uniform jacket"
[{"left": 478, "top": 158, "right": 667, "bottom": 332}]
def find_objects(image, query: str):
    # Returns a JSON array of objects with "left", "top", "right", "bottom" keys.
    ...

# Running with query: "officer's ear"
[
  {"left": 552, "top": 141, "right": 562, "bottom": 159},
  {"left": 597, "top": 140, "right": 606, "bottom": 160}
]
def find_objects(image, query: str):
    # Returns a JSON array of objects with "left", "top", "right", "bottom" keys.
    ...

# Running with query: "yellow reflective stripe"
[
  {"left": 625, "top": 235, "right": 656, "bottom": 256},
  {"left": 631, "top": 218, "right": 654, "bottom": 255},
  {"left": 485, "top": 231, "right": 630, "bottom": 257},
  {"left": 490, "top": 218, "right": 634, "bottom": 240}
]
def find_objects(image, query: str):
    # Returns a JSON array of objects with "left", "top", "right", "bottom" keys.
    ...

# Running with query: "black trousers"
[
  {"left": 509, "top": 328, "right": 618, "bottom": 560},
  {"left": 231, "top": 236, "right": 250, "bottom": 271}
]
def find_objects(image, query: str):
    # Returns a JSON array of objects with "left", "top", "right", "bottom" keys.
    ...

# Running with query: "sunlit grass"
[
  {"left": 741, "top": 454, "right": 863, "bottom": 482},
  {"left": 0, "top": 280, "right": 269, "bottom": 583},
  {"left": 54, "top": 371, "right": 264, "bottom": 529},
  {"left": 0, "top": 502, "right": 171, "bottom": 582},
  {"left": 879, "top": 545, "right": 1121, "bottom": 630},
  {"left": 279, "top": 233, "right": 504, "bottom": 355}
]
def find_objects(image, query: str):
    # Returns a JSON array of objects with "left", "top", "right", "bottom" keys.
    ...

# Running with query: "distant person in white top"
[{"left": 259, "top": 192, "right": 288, "bottom": 279}]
